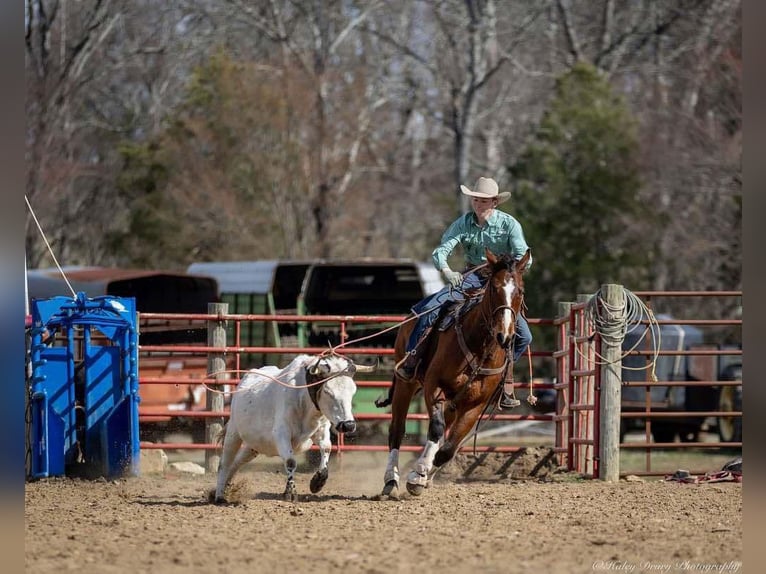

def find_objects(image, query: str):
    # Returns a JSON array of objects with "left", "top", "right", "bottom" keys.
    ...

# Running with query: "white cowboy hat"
[{"left": 460, "top": 177, "right": 511, "bottom": 203}]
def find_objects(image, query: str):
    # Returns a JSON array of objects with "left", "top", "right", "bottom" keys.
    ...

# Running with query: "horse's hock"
[{"left": 435, "top": 447, "right": 560, "bottom": 482}]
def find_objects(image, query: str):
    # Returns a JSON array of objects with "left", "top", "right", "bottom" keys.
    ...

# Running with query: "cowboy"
[{"left": 395, "top": 176, "right": 533, "bottom": 410}]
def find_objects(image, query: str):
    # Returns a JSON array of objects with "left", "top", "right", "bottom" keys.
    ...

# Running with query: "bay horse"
[{"left": 376, "top": 248, "right": 530, "bottom": 497}]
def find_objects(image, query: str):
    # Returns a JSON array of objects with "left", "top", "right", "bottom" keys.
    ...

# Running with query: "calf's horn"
[{"left": 354, "top": 357, "right": 379, "bottom": 373}]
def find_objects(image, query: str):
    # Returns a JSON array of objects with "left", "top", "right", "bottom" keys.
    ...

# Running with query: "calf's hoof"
[
  {"left": 283, "top": 480, "right": 297, "bottom": 502},
  {"left": 211, "top": 492, "right": 227, "bottom": 504},
  {"left": 310, "top": 468, "right": 329, "bottom": 494}
]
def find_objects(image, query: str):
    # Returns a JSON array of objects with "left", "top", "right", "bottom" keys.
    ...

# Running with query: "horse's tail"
[{"left": 374, "top": 375, "right": 396, "bottom": 408}]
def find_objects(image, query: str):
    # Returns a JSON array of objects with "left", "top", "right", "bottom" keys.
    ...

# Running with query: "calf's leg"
[
  {"left": 214, "top": 428, "right": 244, "bottom": 503},
  {"left": 274, "top": 432, "right": 298, "bottom": 502},
  {"left": 309, "top": 424, "right": 331, "bottom": 494}
]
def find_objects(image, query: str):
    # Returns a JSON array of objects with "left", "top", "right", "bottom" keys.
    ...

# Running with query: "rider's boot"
[
  {"left": 395, "top": 328, "right": 431, "bottom": 382},
  {"left": 498, "top": 381, "right": 521, "bottom": 410}
]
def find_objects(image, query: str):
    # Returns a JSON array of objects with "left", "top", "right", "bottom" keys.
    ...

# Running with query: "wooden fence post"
[
  {"left": 576, "top": 294, "right": 595, "bottom": 476},
  {"left": 205, "top": 302, "right": 228, "bottom": 474},
  {"left": 598, "top": 284, "right": 624, "bottom": 482},
  {"left": 556, "top": 301, "right": 573, "bottom": 466}
]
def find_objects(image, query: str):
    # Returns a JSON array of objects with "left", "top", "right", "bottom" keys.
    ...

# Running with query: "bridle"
[{"left": 484, "top": 263, "right": 524, "bottom": 346}]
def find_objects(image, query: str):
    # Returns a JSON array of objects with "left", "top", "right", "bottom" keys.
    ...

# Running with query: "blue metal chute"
[{"left": 29, "top": 292, "right": 140, "bottom": 479}]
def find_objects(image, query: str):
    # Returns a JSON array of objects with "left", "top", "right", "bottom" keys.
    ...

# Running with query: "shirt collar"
[{"left": 469, "top": 209, "right": 499, "bottom": 228}]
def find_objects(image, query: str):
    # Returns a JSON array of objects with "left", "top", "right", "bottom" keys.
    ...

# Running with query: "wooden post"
[
  {"left": 598, "top": 284, "right": 624, "bottom": 482},
  {"left": 205, "top": 302, "right": 228, "bottom": 474},
  {"left": 576, "top": 294, "right": 595, "bottom": 476},
  {"left": 556, "top": 301, "right": 573, "bottom": 466}
]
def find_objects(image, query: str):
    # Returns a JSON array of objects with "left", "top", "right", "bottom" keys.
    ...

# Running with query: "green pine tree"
[{"left": 510, "top": 62, "right": 652, "bottom": 353}]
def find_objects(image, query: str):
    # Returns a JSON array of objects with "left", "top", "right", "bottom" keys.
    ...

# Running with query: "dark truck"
[{"left": 620, "top": 316, "right": 742, "bottom": 443}]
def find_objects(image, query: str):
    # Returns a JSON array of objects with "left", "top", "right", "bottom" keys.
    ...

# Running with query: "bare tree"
[{"left": 25, "top": 0, "right": 221, "bottom": 268}]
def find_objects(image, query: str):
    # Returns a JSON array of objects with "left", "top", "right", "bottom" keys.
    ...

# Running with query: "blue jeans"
[{"left": 406, "top": 271, "right": 532, "bottom": 362}]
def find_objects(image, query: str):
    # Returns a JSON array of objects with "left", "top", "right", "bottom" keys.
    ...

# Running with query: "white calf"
[{"left": 214, "top": 353, "right": 374, "bottom": 503}]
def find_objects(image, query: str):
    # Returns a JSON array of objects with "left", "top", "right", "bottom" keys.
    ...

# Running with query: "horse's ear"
[
  {"left": 485, "top": 248, "right": 498, "bottom": 264},
  {"left": 517, "top": 249, "right": 531, "bottom": 272}
]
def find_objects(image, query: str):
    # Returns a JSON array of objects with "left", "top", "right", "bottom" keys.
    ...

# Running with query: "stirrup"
[{"left": 498, "top": 392, "right": 521, "bottom": 410}]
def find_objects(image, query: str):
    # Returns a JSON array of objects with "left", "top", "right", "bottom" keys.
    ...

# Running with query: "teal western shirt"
[{"left": 432, "top": 209, "right": 532, "bottom": 271}]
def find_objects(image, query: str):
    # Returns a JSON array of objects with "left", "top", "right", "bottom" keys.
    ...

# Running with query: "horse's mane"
[{"left": 488, "top": 253, "right": 518, "bottom": 272}]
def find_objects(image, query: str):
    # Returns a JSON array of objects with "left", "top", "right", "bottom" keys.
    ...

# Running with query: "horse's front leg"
[
  {"left": 309, "top": 421, "right": 331, "bottom": 494},
  {"left": 433, "top": 403, "right": 484, "bottom": 469},
  {"left": 406, "top": 398, "right": 445, "bottom": 497},
  {"left": 382, "top": 379, "right": 418, "bottom": 497}
]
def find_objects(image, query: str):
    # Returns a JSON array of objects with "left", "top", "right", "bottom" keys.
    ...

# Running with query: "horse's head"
[{"left": 485, "top": 248, "right": 530, "bottom": 349}]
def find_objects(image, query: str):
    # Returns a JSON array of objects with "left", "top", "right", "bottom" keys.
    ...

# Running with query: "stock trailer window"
[
  {"left": 304, "top": 265, "right": 425, "bottom": 315},
  {"left": 109, "top": 274, "right": 219, "bottom": 346}
]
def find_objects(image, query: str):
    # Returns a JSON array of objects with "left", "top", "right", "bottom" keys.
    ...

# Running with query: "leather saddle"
[{"left": 436, "top": 291, "right": 483, "bottom": 332}]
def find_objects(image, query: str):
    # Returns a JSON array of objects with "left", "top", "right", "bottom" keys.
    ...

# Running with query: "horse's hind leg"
[
  {"left": 406, "top": 398, "right": 445, "bottom": 497},
  {"left": 382, "top": 380, "right": 418, "bottom": 497}
]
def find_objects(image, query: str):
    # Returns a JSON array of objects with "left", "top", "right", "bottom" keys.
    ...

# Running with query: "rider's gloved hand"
[{"left": 441, "top": 267, "right": 463, "bottom": 288}]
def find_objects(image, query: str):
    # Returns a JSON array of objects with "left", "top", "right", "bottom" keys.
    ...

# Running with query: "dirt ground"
[{"left": 25, "top": 448, "right": 743, "bottom": 574}]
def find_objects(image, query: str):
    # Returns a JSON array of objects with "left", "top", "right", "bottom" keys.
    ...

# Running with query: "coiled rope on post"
[{"left": 582, "top": 287, "right": 661, "bottom": 382}]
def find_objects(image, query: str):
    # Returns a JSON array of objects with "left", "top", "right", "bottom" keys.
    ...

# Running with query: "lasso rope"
[
  {"left": 25, "top": 195, "right": 77, "bottom": 298},
  {"left": 201, "top": 349, "right": 365, "bottom": 396},
  {"left": 581, "top": 287, "right": 661, "bottom": 382}
]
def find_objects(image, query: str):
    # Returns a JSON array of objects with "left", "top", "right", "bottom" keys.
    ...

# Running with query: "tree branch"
[{"left": 556, "top": 0, "right": 582, "bottom": 63}]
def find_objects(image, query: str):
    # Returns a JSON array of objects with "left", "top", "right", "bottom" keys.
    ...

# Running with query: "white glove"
[{"left": 442, "top": 267, "right": 462, "bottom": 288}]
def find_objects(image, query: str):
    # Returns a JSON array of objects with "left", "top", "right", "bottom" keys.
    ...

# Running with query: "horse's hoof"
[
  {"left": 310, "top": 469, "right": 328, "bottom": 493},
  {"left": 406, "top": 481, "right": 425, "bottom": 496},
  {"left": 382, "top": 480, "right": 399, "bottom": 497},
  {"left": 213, "top": 496, "right": 227, "bottom": 505}
]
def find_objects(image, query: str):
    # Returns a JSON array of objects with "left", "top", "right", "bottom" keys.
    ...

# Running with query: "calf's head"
[{"left": 306, "top": 354, "right": 377, "bottom": 435}]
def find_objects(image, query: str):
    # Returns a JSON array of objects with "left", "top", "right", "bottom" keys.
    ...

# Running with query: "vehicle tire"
[
  {"left": 717, "top": 385, "right": 742, "bottom": 443},
  {"left": 677, "top": 423, "right": 700, "bottom": 443},
  {"left": 651, "top": 422, "right": 677, "bottom": 444}
]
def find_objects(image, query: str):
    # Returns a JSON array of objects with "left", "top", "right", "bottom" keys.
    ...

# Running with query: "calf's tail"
[{"left": 215, "top": 423, "right": 228, "bottom": 446}]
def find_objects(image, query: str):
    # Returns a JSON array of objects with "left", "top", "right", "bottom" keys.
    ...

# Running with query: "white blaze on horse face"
[{"left": 502, "top": 275, "right": 516, "bottom": 336}]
